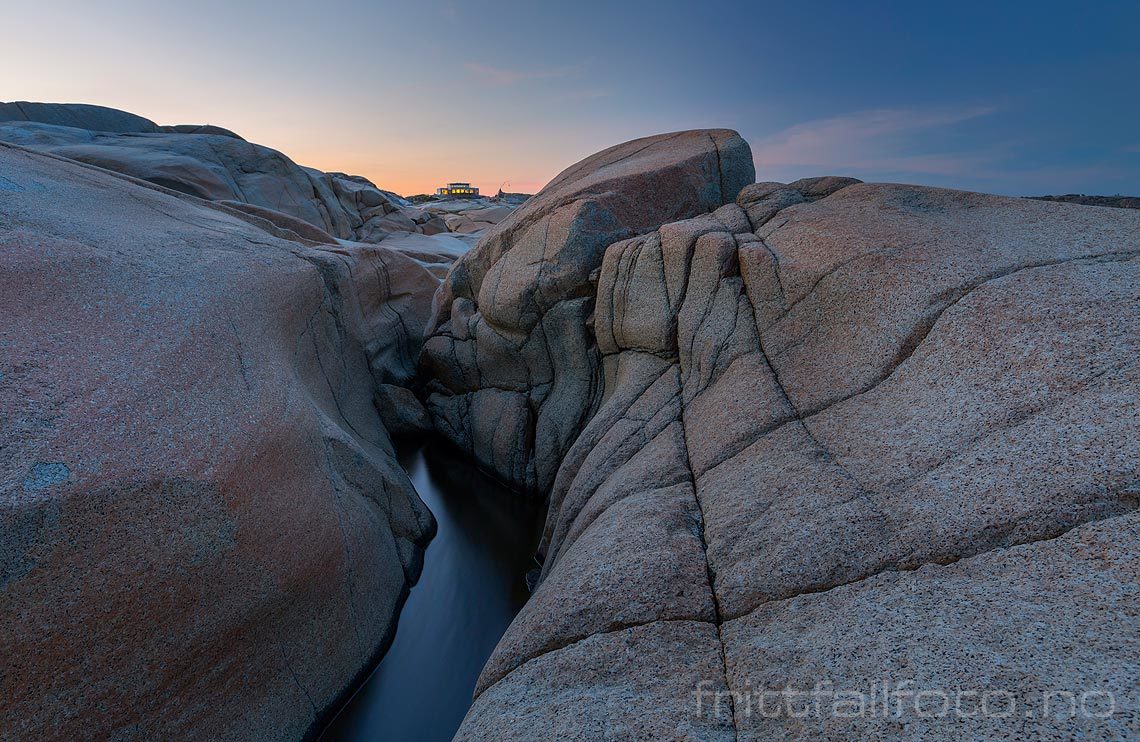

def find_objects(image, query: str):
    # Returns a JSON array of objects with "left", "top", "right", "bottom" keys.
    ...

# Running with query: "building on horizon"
[{"left": 436, "top": 182, "right": 479, "bottom": 197}]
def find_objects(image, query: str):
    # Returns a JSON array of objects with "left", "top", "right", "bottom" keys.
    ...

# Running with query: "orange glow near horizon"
[
  {"left": 0, "top": 1, "right": 614, "bottom": 199},
  {"left": 0, "top": 87, "right": 570, "bottom": 197},
  {"left": 235, "top": 115, "right": 566, "bottom": 197},
  {"left": 292, "top": 147, "right": 556, "bottom": 199},
  {"left": 0, "top": 81, "right": 598, "bottom": 197},
  {"left": 4, "top": 1, "right": 1136, "bottom": 198}
]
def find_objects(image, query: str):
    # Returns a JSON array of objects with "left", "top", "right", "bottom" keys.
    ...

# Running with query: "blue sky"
[{"left": 3, "top": 0, "right": 1138, "bottom": 195}]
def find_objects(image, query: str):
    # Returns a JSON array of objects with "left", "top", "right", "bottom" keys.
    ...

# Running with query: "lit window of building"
[{"left": 435, "top": 181, "right": 480, "bottom": 198}]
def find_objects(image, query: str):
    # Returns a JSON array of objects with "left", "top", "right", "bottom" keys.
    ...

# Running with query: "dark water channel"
[{"left": 321, "top": 442, "right": 542, "bottom": 741}]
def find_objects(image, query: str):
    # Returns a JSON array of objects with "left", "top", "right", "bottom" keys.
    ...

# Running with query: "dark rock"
[
  {"left": 159, "top": 123, "right": 245, "bottom": 139},
  {"left": 375, "top": 384, "right": 434, "bottom": 437}
]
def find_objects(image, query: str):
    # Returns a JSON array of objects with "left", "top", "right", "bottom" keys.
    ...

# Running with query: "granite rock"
[
  {"left": 0, "top": 104, "right": 450, "bottom": 245},
  {"left": 420, "top": 129, "right": 755, "bottom": 492},
  {"left": 0, "top": 142, "right": 436, "bottom": 740},
  {"left": 456, "top": 166, "right": 1140, "bottom": 738}
]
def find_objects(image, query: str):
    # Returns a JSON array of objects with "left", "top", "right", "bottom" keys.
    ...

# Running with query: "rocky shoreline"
[{"left": 2, "top": 104, "right": 1137, "bottom": 740}]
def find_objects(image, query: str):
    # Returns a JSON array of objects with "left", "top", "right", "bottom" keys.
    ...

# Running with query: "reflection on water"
[{"left": 321, "top": 442, "right": 542, "bottom": 741}]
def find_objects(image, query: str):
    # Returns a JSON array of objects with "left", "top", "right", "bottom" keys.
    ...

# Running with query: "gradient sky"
[{"left": 3, "top": 0, "right": 1138, "bottom": 196}]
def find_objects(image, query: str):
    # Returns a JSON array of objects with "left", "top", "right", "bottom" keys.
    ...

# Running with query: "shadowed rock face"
[
  {"left": 420, "top": 129, "right": 755, "bottom": 493},
  {"left": 1030, "top": 193, "right": 1140, "bottom": 209},
  {"left": 0, "top": 143, "right": 438, "bottom": 740},
  {"left": 446, "top": 145, "right": 1140, "bottom": 738}
]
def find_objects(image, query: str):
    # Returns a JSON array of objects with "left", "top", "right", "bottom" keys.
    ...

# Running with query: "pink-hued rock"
[
  {"left": 0, "top": 104, "right": 420, "bottom": 244},
  {"left": 457, "top": 621, "right": 735, "bottom": 742},
  {"left": 6, "top": 111, "right": 1138, "bottom": 741},
  {"left": 722, "top": 513, "right": 1140, "bottom": 740},
  {"left": 0, "top": 143, "right": 435, "bottom": 740}
]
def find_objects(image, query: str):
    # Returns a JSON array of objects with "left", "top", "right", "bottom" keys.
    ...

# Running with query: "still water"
[{"left": 321, "top": 442, "right": 542, "bottom": 741}]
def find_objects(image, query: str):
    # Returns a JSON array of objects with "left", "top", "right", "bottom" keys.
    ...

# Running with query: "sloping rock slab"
[
  {"left": 723, "top": 512, "right": 1140, "bottom": 740},
  {"left": 0, "top": 143, "right": 434, "bottom": 740},
  {"left": 458, "top": 173, "right": 1140, "bottom": 739},
  {"left": 0, "top": 105, "right": 417, "bottom": 244},
  {"left": 0, "top": 100, "right": 160, "bottom": 133},
  {"left": 457, "top": 621, "right": 735, "bottom": 742}
]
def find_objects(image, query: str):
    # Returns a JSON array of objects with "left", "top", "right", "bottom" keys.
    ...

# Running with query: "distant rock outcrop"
[
  {"left": 0, "top": 142, "right": 440, "bottom": 739},
  {"left": 0, "top": 100, "right": 160, "bottom": 133},
  {"left": 0, "top": 118, "right": 403, "bottom": 241},
  {"left": 433, "top": 138, "right": 1140, "bottom": 738},
  {"left": 0, "top": 102, "right": 521, "bottom": 247},
  {"left": 159, "top": 123, "right": 245, "bottom": 139},
  {"left": 1030, "top": 193, "right": 1140, "bottom": 209}
]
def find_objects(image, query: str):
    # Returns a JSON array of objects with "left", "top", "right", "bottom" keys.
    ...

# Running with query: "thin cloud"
[
  {"left": 1123, "top": 144, "right": 1140, "bottom": 153},
  {"left": 752, "top": 106, "right": 998, "bottom": 177},
  {"left": 465, "top": 63, "right": 577, "bottom": 87}
]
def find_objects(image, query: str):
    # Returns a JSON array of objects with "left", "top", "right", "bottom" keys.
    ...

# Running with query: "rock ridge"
[{"left": 441, "top": 136, "right": 1140, "bottom": 739}]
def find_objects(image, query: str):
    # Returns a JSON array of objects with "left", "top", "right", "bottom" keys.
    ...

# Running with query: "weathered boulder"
[
  {"left": 0, "top": 142, "right": 437, "bottom": 739},
  {"left": 723, "top": 512, "right": 1140, "bottom": 740},
  {"left": 376, "top": 231, "right": 474, "bottom": 279},
  {"left": 0, "top": 104, "right": 426, "bottom": 245},
  {"left": 308, "top": 241, "right": 441, "bottom": 388},
  {"left": 457, "top": 621, "right": 735, "bottom": 742},
  {"left": 378, "top": 231, "right": 472, "bottom": 263},
  {"left": 420, "top": 129, "right": 755, "bottom": 492},
  {"left": 214, "top": 199, "right": 341, "bottom": 244},
  {"left": 0, "top": 120, "right": 364, "bottom": 238},
  {"left": 456, "top": 163, "right": 1140, "bottom": 738},
  {"left": 375, "top": 384, "right": 434, "bottom": 437}
]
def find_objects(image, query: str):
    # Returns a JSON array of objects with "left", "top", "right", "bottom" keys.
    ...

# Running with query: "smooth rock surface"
[
  {"left": 0, "top": 103, "right": 496, "bottom": 246},
  {"left": 722, "top": 512, "right": 1140, "bottom": 740},
  {"left": 0, "top": 100, "right": 161, "bottom": 133},
  {"left": 457, "top": 621, "right": 736, "bottom": 742},
  {"left": 0, "top": 120, "right": 390, "bottom": 241},
  {"left": 0, "top": 142, "right": 437, "bottom": 740}
]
